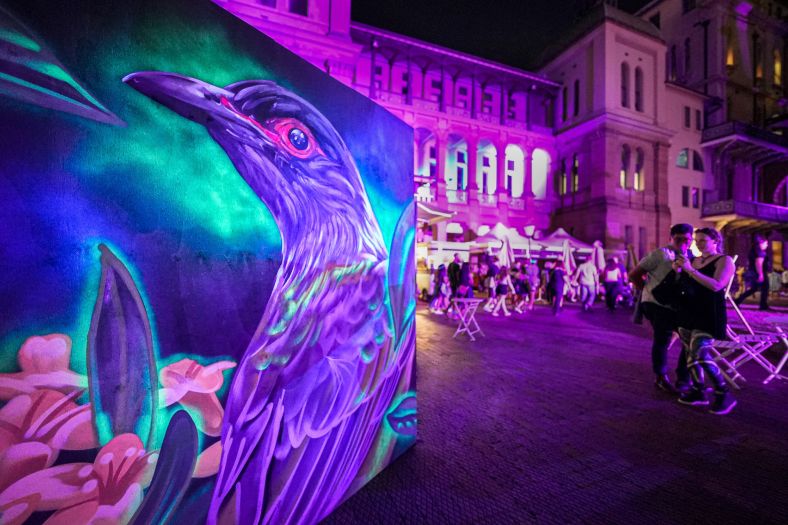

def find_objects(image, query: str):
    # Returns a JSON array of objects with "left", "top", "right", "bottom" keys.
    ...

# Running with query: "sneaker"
[
  {"left": 654, "top": 374, "right": 679, "bottom": 394},
  {"left": 504, "top": 311, "right": 512, "bottom": 317},
  {"left": 709, "top": 392, "right": 737, "bottom": 415},
  {"left": 678, "top": 389, "right": 708, "bottom": 406},
  {"left": 492, "top": 312, "right": 499, "bottom": 317},
  {"left": 514, "top": 306, "right": 524, "bottom": 314}
]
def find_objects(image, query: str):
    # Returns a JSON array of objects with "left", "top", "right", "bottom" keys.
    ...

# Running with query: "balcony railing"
[
  {"left": 509, "top": 197, "right": 525, "bottom": 210},
  {"left": 376, "top": 92, "right": 405, "bottom": 105},
  {"left": 702, "top": 199, "right": 788, "bottom": 222},
  {"left": 415, "top": 187, "right": 436, "bottom": 202},
  {"left": 702, "top": 121, "right": 788, "bottom": 148},
  {"left": 446, "top": 189, "right": 468, "bottom": 204},
  {"left": 478, "top": 193, "right": 498, "bottom": 207}
]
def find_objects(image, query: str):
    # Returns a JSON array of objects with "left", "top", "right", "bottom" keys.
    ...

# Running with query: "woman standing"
[
  {"left": 491, "top": 266, "right": 513, "bottom": 317},
  {"left": 673, "top": 227, "right": 736, "bottom": 415},
  {"left": 601, "top": 258, "right": 624, "bottom": 311}
]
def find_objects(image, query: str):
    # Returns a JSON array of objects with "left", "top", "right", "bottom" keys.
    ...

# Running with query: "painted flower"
[
  {"left": 159, "top": 358, "right": 235, "bottom": 436},
  {"left": 0, "top": 389, "right": 98, "bottom": 491},
  {"left": 0, "top": 433, "right": 157, "bottom": 525},
  {"left": 0, "top": 334, "right": 87, "bottom": 400}
]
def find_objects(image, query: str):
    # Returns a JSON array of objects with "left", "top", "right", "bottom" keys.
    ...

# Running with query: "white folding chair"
[{"left": 451, "top": 298, "right": 485, "bottom": 342}]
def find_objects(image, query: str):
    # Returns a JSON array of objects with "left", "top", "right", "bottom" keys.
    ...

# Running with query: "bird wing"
[{"left": 211, "top": 254, "right": 397, "bottom": 523}]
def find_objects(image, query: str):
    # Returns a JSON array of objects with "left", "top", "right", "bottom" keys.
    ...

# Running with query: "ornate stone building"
[{"left": 215, "top": 0, "right": 787, "bottom": 261}]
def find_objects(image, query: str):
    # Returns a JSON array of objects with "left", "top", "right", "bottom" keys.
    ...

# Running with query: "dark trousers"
[
  {"left": 642, "top": 302, "right": 689, "bottom": 381},
  {"left": 678, "top": 329, "right": 729, "bottom": 393},
  {"left": 736, "top": 280, "right": 769, "bottom": 309},
  {"left": 603, "top": 282, "right": 620, "bottom": 310}
]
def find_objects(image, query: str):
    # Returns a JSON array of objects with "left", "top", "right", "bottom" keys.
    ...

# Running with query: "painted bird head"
[{"left": 123, "top": 72, "right": 383, "bottom": 256}]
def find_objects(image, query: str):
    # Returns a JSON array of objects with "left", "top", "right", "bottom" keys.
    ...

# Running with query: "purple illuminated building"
[{"left": 216, "top": 0, "right": 787, "bottom": 262}]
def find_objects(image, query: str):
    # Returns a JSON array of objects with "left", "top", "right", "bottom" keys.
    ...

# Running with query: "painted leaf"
[
  {"left": 387, "top": 201, "right": 416, "bottom": 346},
  {"left": 0, "top": 5, "right": 124, "bottom": 125},
  {"left": 87, "top": 244, "right": 158, "bottom": 448},
  {"left": 129, "top": 410, "right": 198, "bottom": 525}
]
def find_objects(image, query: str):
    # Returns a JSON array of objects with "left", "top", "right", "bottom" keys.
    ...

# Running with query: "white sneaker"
[
  {"left": 514, "top": 307, "right": 523, "bottom": 314},
  {"left": 504, "top": 311, "right": 512, "bottom": 317},
  {"left": 492, "top": 312, "right": 499, "bottom": 317}
]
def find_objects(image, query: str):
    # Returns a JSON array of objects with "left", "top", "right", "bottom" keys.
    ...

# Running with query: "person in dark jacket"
[
  {"left": 447, "top": 253, "right": 462, "bottom": 298},
  {"left": 735, "top": 233, "right": 772, "bottom": 310}
]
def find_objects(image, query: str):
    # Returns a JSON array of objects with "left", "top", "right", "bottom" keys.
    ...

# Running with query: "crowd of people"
[
  {"left": 424, "top": 252, "right": 635, "bottom": 318},
  {"left": 422, "top": 224, "right": 781, "bottom": 417}
]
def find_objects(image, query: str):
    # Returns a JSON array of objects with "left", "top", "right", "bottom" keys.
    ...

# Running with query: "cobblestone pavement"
[{"left": 323, "top": 302, "right": 788, "bottom": 525}]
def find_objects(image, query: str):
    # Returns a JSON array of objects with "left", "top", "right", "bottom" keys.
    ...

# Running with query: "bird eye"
[
  {"left": 288, "top": 128, "right": 309, "bottom": 151},
  {"left": 268, "top": 118, "right": 324, "bottom": 159}
]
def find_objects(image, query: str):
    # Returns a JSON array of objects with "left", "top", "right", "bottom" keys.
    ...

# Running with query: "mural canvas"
[{"left": 0, "top": 0, "right": 416, "bottom": 523}]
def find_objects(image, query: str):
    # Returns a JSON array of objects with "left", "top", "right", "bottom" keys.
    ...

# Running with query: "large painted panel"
[{"left": 0, "top": 0, "right": 416, "bottom": 523}]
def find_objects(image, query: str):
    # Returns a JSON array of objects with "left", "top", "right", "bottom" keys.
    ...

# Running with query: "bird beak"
[{"left": 123, "top": 71, "right": 233, "bottom": 126}]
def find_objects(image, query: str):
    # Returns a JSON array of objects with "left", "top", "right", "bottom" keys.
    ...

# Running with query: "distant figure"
[
  {"left": 735, "top": 233, "right": 772, "bottom": 311},
  {"left": 629, "top": 223, "right": 692, "bottom": 394},
  {"left": 448, "top": 253, "right": 462, "bottom": 298},
  {"left": 456, "top": 261, "right": 474, "bottom": 298},
  {"left": 484, "top": 257, "right": 500, "bottom": 312},
  {"left": 601, "top": 258, "right": 624, "bottom": 311},
  {"left": 491, "top": 266, "right": 513, "bottom": 317},
  {"left": 525, "top": 259, "right": 541, "bottom": 311},
  {"left": 574, "top": 256, "right": 599, "bottom": 311},
  {"left": 548, "top": 258, "right": 567, "bottom": 315}
]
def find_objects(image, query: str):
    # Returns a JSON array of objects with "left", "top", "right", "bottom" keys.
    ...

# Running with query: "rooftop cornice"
[{"left": 350, "top": 22, "right": 560, "bottom": 89}]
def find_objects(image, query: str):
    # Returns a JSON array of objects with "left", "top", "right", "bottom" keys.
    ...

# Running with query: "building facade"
[
  {"left": 638, "top": 0, "right": 788, "bottom": 263},
  {"left": 215, "top": 0, "right": 787, "bottom": 263}
]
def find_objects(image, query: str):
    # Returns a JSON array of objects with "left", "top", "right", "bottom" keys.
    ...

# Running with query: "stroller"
[{"left": 615, "top": 283, "right": 636, "bottom": 309}]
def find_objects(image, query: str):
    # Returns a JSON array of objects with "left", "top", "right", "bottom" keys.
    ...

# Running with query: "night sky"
[{"left": 352, "top": 0, "right": 655, "bottom": 70}]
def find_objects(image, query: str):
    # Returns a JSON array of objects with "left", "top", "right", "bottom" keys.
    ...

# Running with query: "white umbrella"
[
  {"left": 499, "top": 236, "right": 515, "bottom": 268},
  {"left": 591, "top": 240, "right": 605, "bottom": 272},
  {"left": 561, "top": 239, "right": 576, "bottom": 274}
]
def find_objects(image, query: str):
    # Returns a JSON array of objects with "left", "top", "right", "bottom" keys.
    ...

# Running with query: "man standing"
[
  {"left": 629, "top": 223, "right": 692, "bottom": 393},
  {"left": 448, "top": 253, "right": 462, "bottom": 298},
  {"left": 735, "top": 233, "right": 771, "bottom": 311},
  {"left": 574, "top": 256, "right": 599, "bottom": 311}
]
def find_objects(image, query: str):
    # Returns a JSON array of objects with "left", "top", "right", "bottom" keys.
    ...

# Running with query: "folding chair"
[
  {"left": 451, "top": 298, "right": 485, "bottom": 342},
  {"left": 710, "top": 259, "right": 788, "bottom": 386}
]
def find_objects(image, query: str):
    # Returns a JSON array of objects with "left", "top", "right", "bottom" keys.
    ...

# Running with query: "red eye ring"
[{"left": 269, "top": 118, "right": 325, "bottom": 159}]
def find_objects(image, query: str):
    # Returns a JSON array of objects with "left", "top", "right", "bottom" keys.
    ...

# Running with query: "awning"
[
  {"left": 417, "top": 202, "right": 456, "bottom": 225},
  {"left": 538, "top": 227, "right": 593, "bottom": 250}
]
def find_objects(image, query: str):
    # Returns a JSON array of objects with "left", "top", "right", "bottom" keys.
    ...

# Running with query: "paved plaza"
[{"left": 324, "top": 302, "right": 788, "bottom": 524}]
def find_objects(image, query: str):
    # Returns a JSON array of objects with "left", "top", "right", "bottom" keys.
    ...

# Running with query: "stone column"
[
  {"left": 500, "top": 86, "right": 508, "bottom": 125},
  {"left": 524, "top": 148, "right": 534, "bottom": 197},
  {"left": 406, "top": 60, "right": 413, "bottom": 105},
  {"left": 467, "top": 138, "right": 479, "bottom": 203},
  {"left": 496, "top": 139, "right": 507, "bottom": 198}
]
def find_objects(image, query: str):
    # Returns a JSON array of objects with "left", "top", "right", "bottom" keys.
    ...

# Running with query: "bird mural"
[{"left": 123, "top": 72, "right": 416, "bottom": 525}]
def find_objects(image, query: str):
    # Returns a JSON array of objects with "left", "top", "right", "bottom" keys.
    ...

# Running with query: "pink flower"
[
  {"left": 0, "top": 390, "right": 98, "bottom": 492},
  {"left": 0, "top": 334, "right": 87, "bottom": 400},
  {"left": 159, "top": 358, "right": 235, "bottom": 436},
  {"left": 0, "top": 433, "right": 157, "bottom": 525}
]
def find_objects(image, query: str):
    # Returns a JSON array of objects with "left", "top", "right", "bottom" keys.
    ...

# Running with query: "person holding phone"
[{"left": 673, "top": 228, "right": 736, "bottom": 415}]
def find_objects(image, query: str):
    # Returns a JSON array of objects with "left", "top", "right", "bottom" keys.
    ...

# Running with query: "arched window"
[
  {"left": 676, "top": 148, "right": 689, "bottom": 168},
  {"left": 504, "top": 145, "right": 525, "bottom": 198},
  {"left": 692, "top": 150, "right": 704, "bottom": 172},
  {"left": 621, "top": 62, "right": 630, "bottom": 107},
  {"left": 573, "top": 79, "right": 580, "bottom": 117},
  {"left": 684, "top": 38, "right": 691, "bottom": 78},
  {"left": 669, "top": 45, "right": 677, "bottom": 81},
  {"left": 634, "top": 148, "right": 645, "bottom": 191},
  {"left": 531, "top": 149, "right": 550, "bottom": 199},
  {"left": 571, "top": 154, "right": 579, "bottom": 192},
  {"left": 557, "top": 159, "right": 567, "bottom": 195},
  {"left": 620, "top": 145, "right": 631, "bottom": 189},
  {"left": 561, "top": 86, "right": 568, "bottom": 121},
  {"left": 775, "top": 48, "right": 783, "bottom": 86},
  {"left": 634, "top": 67, "right": 644, "bottom": 112}
]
